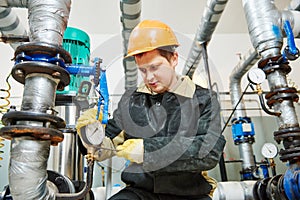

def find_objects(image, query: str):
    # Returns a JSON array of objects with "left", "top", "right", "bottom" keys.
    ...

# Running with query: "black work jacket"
[{"left": 105, "top": 77, "right": 226, "bottom": 197}]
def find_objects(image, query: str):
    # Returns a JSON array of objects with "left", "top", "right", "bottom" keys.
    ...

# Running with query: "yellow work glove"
[
  {"left": 76, "top": 108, "right": 103, "bottom": 135},
  {"left": 116, "top": 139, "right": 144, "bottom": 164}
]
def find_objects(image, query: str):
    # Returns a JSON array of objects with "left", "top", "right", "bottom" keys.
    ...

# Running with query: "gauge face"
[
  {"left": 247, "top": 68, "right": 266, "bottom": 85},
  {"left": 80, "top": 121, "right": 105, "bottom": 146},
  {"left": 261, "top": 143, "right": 278, "bottom": 158}
]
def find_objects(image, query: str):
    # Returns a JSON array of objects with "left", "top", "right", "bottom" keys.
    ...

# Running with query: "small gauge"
[
  {"left": 247, "top": 68, "right": 266, "bottom": 85},
  {"left": 80, "top": 121, "right": 105, "bottom": 146},
  {"left": 261, "top": 143, "right": 278, "bottom": 158}
]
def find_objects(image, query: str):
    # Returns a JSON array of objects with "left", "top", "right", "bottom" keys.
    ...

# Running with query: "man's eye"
[
  {"left": 139, "top": 68, "right": 147, "bottom": 73},
  {"left": 150, "top": 65, "right": 158, "bottom": 70}
]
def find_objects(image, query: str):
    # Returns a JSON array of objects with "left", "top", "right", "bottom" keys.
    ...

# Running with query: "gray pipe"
[
  {"left": 242, "top": 0, "right": 282, "bottom": 60},
  {"left": 1, "top": 0, "right": 72, "bottom": 199},
  {"left": 229, "top": 49, "right": 259, "bottom": 171},
  {"left": 288, "top": 0, "right": 300, "bottom": 11},
  {"left": 242, "top": 0, "right": 300, "bottom": 128},
  {"left": 229, "top": 49, "right": 259, "bottom": 119},
  {"left": 28, "top": 0, "right": 70, "bottom": 45},
  {"left": 212, "top": 181, "right": 256, "bottom": 200},
  {"left": 182, "top": 0, "right": 228, "bottom": 77},
  {"left": 0, "top": 7, "right": 27, "bottom": 49},
  {"left": 120, "top": 0, "right": 141, "bottom": 89},
  {"left": 9, "top": 137, "right": 56, "bottom": 200}
]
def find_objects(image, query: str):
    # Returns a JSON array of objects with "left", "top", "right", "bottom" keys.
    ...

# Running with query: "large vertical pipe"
[
  {"left": 183, "top": 0, "right": 228, "bottom": 78},
  {"left": 120, "top": 0, "right": 141, "bottom": 89},
  {"left": 229, "top": 50, "right": 260, "bottom": 173},
  {"left": 0, "top": 0, "right": 72, "bottom": 199},
  {"left": 243, "top": 0, "right": 300, "bottom": 197},
  {"left": 229, "top": 50, "right": 259, "bottom": 119}
]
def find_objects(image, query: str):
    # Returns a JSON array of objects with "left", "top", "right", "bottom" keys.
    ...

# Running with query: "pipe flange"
[
  {"left": 253, "top": 177, "right": 271, "bottom": 200},
  {"left": 266, "top": 175, "right": 287, "bottom": 200},
  {"left": 265, "top": 87, "right": 298, "bottom": 99},
  {"left": 0, "top": 125, "right": 64, "bottom": 146},
  {"left": 234, "top": 136, "right": 255, "bottom": 145},
  {"left": 266, "top": 93, "right": 299, "bottom": 108},
  {"left": 14, "top": 42, "right": 72, "bottom": 64},
  {"left": 2, "top": 110, "right": 66, "bottom": 128},
  {"left": 274, "top": 127, "right": 300, "bottom": 142},
  {"left": 12, "top": 61, "right": 70, "bottom": 91},
  {"left": 261, "top": 63, "right": 291, "bottom": 75},
  {"left": 279, "top": 147, "right": 300, "bottom": 162},
  {"left": 47, "top": 170, "right": 75, "bottom": 193}
]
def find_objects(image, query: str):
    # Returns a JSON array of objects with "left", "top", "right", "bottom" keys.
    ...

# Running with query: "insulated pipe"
[
  {"left": 229, "top": 50, "right": 259, "bottom": 174},
  {"left": 0, "top": 0, "right": 70, "bottom": 45},
  {"left": 288, "top": 0, "right": 300, "bottom": 11},
  {"left": 182, "top": 0, "right": 228, "bottom": 78},
  {"left": 0, "top": 0, "right": 72, "bottom": 199},
  {"left": 212, "top": 181, "right": 256, "bottom": 200},
  {"left": 242, "top": 0, "right": 282, "bottom": 60},
  {"left": 242, "top": 0, "right": 300, "bottom": 198},
  {"left": 9, "top": 137, "right": 57, "bottom": 199},
  {"left": 0, "top": 7, "right": 27, "bottom": 49},
  {"left": 229, "top": 50, "right": 259, "bottom": 119},
  {"left": 120, "top": 0, "right": 141, "bottom": 89},
  {"left": 243, "top": 0, "right": 300, "bottom": 149}
]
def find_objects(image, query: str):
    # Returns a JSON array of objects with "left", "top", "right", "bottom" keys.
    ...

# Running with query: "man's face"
[{"left": 135, "top": 49, "right": 178, "bottom": 94}]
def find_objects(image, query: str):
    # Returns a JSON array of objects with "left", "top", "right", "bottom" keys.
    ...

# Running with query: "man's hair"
[{"left": 135, "top": 45, "right": 177, "bottom": 63}]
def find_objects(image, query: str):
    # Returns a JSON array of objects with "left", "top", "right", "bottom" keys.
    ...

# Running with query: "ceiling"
[{"left": 66, "top": 0, "right": 291, "bottom": 35}]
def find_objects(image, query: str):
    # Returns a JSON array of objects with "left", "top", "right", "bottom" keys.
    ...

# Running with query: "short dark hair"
[{"left": 135, "top": 46, "right": 177, "bottom": 63}]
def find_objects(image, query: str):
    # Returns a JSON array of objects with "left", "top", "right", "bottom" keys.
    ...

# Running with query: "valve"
[{"left": 231, "top": 117, "right": 255, "bottom": 144}]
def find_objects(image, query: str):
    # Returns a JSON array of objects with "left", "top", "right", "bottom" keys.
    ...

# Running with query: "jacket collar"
[{"left": 137, "top": 76, "right": 195, "bottom": 98}]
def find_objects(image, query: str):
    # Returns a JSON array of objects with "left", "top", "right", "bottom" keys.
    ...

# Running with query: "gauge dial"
[
  {"left": 247, "top": 68, "right": 266, "bottom": 85},
  {"left": 261, "top": 143, "right": 278, "bottom": 158},
  {"left": 80, "top": 121, "right": 105, "bottom": 146}
]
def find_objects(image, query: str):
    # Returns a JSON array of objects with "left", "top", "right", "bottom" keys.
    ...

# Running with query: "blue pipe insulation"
[{"left": 283, "top": 163, "right": 300, "bottom": 200}]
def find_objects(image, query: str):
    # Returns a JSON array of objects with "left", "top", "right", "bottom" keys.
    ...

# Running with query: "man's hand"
[
  {"left": 116, "top": 139, "right": 144, "bottom": 164},
  {"left": 76, "top": 108, "right": 105, "bottom": 149}
]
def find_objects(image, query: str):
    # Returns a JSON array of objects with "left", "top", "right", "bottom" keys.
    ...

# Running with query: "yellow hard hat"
[{"left": 125, "top": 20, "right": 179, "bottom": 58}]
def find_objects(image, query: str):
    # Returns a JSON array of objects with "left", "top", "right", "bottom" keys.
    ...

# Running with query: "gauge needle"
[{"left": 91, "top": 128, "right": 98, "bottom": 137}]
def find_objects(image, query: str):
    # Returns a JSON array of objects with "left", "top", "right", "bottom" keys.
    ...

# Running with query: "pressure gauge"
[
  {"left": 80, "top": 121, "right": 105, "bottom": 146},
  {"left": 261, "top": 143, "right": 278, "bottom": 158},
  {"left": 247, "top": 68, "right": 266, "bottom": 85}
]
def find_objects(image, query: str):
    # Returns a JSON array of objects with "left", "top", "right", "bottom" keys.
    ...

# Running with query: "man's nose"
[{"left": 146, "top": 71, "right": 154, "bottom": 81}]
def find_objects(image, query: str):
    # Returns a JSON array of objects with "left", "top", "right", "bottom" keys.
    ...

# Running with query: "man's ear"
[{"left": 171, "top": 52, "right": 178, "bottom": 69}]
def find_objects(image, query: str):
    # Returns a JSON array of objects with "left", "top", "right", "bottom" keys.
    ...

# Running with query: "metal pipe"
[
  {"left": 9, "top": 137, "right": 56, "bottom": 199},
  {"left": 228, "top": 49, "right": 259, "bottom": 177},
  {"left": 0, "top": 0, "right": 72, "bottom": 199},
  {"left": 239, "top": 143, "right": 255, "bottom": 172},
  {"left": 288, "top": 0, "right": 300, "bottom": 11},
  {"left": 55, "top": 159, "right": 94, "bottom": 200},
  {"left": 120, "top": 0, "right": 141, "bottom": 89},
  {"left": 242, "top": 0, "right": 282, "bottom": 59},
  {"left": 243, "top": 0, "right": 300, "bottom": 197},
  {"left": 183, "top": 0, "right": 228, "bottom": 78},
  {"left": 212, "top": 181, "right": 256, "bottom": 200},
  {"left": 229, "top": 49, "right": 259, "bottom": 119},
  {"left": 0, "top": 7, "right": 27, "bottom": 49}
]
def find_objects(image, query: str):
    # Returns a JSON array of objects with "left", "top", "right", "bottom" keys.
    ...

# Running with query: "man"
[{"left": 76, "top": 19, "right": 226, "bottom": 200}]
